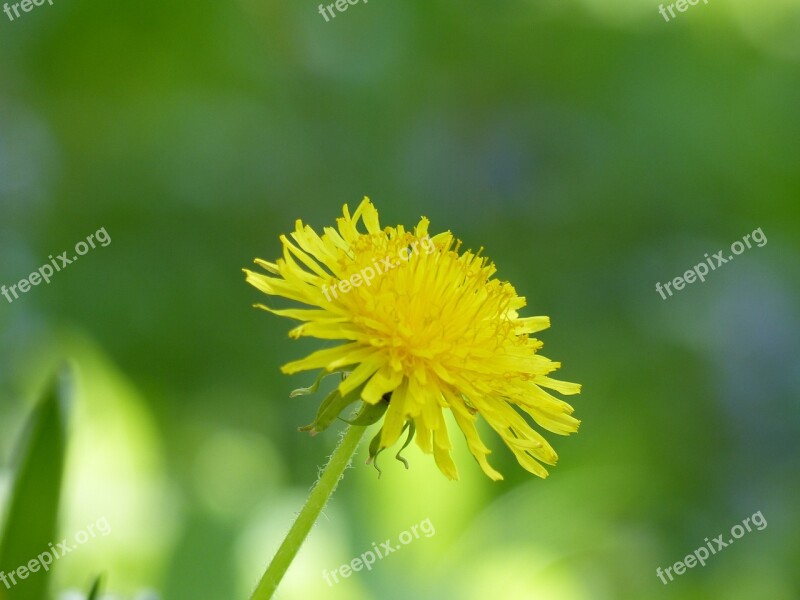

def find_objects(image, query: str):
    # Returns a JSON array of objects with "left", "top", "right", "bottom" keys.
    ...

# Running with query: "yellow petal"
[
  {"left": 380, "top": 379, "right": 409, "bottom": 449},
  {"left": 281, "top": 342, "right": 371, "bottom": 374},
  {"left": 337, "top": 352, "right": 385, "bottom": 397},
  {"left": 361, "top": 364, "right": 403, "bottom": 404}
]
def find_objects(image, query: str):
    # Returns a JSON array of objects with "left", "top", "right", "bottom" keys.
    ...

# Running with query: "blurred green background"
[{"left": 1, "top": 0, "right": 799, "bottom": 598}]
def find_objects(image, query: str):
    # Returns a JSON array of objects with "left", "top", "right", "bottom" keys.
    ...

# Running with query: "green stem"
[{"left": 250, "top": 423, "right": 367, "bottom": 600}]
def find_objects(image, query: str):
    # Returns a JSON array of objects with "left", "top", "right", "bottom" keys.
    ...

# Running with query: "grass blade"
[{"left": 0, "top": 368, "right": 71, "bottom": 600}]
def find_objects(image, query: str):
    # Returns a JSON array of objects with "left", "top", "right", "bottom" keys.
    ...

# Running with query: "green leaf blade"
[{"left": 0, "top": 369, "right": 71, "bottom": 600}]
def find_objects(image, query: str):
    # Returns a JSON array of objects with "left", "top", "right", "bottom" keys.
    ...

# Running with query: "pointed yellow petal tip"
[{"left": 244, "top": 197, "right": 582, "bottom": 481}]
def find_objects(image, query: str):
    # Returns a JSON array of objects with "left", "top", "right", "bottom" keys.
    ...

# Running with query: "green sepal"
[
  {"left": 366, "top": 428, "right": 386, "bottom": 477},
  {"left": 366, "top": 420, "right": 416, "bottom": 477},
  {"left": 298, "top": 381, "right": 367, "bottom": 435},
  {"left": 289, "top": 370, "right": 340, "bottom": 398},
  {"left": 298, "top": 386, "right": 342, "bottom": 432},
  {"left": 394, "top": 420, "right": 416, "bottom": 469},
  {"left": 339, "top": 398, "right": 389, "bottom": 426}
]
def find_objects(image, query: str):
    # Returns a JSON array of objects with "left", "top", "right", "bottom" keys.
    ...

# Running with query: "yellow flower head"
[{"left": 244, "top": 198, "right": 581, "bottom": 481}]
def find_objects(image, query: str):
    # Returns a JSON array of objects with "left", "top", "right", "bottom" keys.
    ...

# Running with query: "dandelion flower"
[{"left": 244, "top": 198, "right": 581, "bottom": 481}]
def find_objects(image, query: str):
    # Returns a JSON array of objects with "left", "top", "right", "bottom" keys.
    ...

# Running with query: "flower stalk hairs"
[{"left": 243, "top": 198, "right": 581, "bottom": 599}]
